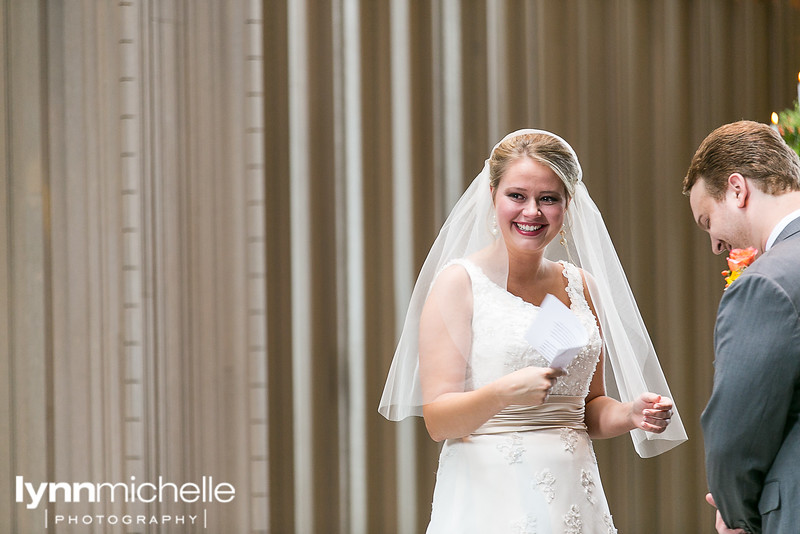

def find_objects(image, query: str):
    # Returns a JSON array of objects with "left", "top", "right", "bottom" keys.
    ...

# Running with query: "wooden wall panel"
[{"left": 4, "top": 1, "right": 800, "bottom": 533}]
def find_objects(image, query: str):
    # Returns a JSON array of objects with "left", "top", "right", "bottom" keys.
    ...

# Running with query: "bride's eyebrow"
[{"left": 502, "top": 185, "right": 528, "bottom": 193}]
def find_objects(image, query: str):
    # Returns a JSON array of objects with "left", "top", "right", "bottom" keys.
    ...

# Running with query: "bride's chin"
[{"left": 505, "top": 238, "right": 550, "bottom": 255}]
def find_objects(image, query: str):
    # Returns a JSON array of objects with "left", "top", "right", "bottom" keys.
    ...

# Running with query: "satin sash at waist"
[{"left": 472, "top": 395, "right": 586, "bottom": 435}]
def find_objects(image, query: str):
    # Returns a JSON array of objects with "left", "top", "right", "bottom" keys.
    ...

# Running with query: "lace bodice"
[{"left": 452, "top": 259, "right": 602, "bottom": 397}]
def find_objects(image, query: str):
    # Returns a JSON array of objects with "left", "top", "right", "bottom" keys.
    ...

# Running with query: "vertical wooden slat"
[
  {"left": 2, "top": 1, "right": 52, "bottom": 532},
  {"left": 147, "top": 2, "right": 185, "bottom": 527},
  {"left": 389, "top": 2, "right": 419, "bottom": 533},
  {"left": 408, "top": 5, "right": 441, "bottom": 532},
  {"left": 459, "top": 0, "right": 488, "bottom": 180},
  {"left": 0, "top": 0, "right": 11, "bottom": 528},
  {"left": 244, "top": 0, "right": 269, "bottom": 530},
  {"left": 309, "top": 0, "right": 342, "bottom": 529},
  {"left": 501, "top": 0, "right": 533, "bottom": 132},
  {"left": 361, "top": 2, "right": 398, "bottom": 532},
  {"left": 341, "top": 0, "right": 374, "bottom": 533},
  {"left": 331, "top": 1, "right": 350, "bottom": 531},
  {"left": 485, "top": 0, "right": 506, "bottom": 141},
  {"left": 287, "top": 0, "right": 314, "bottom": 532},
  {"left": 264, "top": 0, "right": 294, "bottom": 531},
  {"left": 440, "top": 0, "right": 464, "bottom": 207}
]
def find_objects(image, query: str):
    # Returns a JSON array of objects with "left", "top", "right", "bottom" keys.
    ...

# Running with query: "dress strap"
[
  {"left": 439, "top": 258, "right": 479, "bottom": 283},
  {"left": 559, "top": 261, "right": 590, "bottom": 313}
]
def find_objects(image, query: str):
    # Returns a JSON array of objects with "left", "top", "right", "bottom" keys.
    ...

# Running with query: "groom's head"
[{"left": 683, "top": 120, "right": 800, "bottom": 254}]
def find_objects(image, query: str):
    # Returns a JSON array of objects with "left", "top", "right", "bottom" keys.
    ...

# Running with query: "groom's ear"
[{"left": 727, "top": 173, "right": 749, "bottom": 208}]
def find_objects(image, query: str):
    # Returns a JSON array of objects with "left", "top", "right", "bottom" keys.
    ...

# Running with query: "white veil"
[{"left": 379, "top": 129, "right": 687, "bottom": 458}]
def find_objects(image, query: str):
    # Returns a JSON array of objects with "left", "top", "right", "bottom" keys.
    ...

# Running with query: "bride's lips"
[{"left": 513, "top": 222, "right": 547, "bottom": 236}]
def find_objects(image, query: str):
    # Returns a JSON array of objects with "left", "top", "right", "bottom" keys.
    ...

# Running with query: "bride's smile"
[{"left": 514, "top": 222, "right": 544, "bottom": 234}]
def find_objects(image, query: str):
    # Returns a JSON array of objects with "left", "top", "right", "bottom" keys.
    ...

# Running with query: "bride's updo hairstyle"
[{"left": 489, "top": 132, "right": 581, "bottom": 200}]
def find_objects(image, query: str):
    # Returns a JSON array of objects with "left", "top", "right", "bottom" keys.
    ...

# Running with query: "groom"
[{"left": 683, "top": 120, "right": 800, "bottom": 534}]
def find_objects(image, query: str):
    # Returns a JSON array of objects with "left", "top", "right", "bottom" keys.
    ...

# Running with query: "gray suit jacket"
[{"left": 702, "top": 217, "right": 800, "bottom": 534}]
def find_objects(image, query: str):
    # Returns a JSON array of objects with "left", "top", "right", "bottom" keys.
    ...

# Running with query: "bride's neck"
[{"left": 507, "top": 250, "right": 549, "bottom": 286}]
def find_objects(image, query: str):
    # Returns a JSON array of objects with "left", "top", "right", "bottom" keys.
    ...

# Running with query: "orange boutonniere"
[{"left": 721, "top": 247, "right": 758, "bottom": 289}]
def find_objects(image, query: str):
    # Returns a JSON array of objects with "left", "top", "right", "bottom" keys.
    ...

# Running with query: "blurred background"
[{"left": 3, "top": 0, "right": 800, "bottom": 532}]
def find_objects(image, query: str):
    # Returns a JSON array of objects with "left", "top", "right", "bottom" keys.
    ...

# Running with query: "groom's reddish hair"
[{"left": 683, "top": 120, "right": 800, "bottom": 200}]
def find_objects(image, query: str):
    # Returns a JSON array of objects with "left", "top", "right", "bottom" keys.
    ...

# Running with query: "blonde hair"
[{"left": 489, "top": 132, "right": 580, "bottom": 199}]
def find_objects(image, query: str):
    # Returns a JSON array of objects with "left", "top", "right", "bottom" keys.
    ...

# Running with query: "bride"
[{"left": 379, "top": 129, "right": 687, "bottom": 533}]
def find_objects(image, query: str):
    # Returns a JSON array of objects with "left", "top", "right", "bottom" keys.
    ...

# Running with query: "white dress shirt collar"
[{"left": 765, "top": 208, "right": 800, "bottom": 251}]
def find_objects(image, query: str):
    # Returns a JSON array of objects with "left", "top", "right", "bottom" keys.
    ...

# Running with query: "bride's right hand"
[{"left": 493, "top": 366, "right": 566, "bottom": 408}]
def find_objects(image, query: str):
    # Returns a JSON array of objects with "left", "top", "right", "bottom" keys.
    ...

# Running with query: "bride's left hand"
[{"left": 631, "top": 392, "right": 673, "bottom": 433}]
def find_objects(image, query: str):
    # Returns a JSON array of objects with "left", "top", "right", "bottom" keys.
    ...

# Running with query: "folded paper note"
[{"left": 524, "top": 294, "right": 588, "bottom": 370}]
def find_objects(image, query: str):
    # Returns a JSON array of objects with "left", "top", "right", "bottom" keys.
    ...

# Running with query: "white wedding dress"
[{"left": 426, "top": 259, "right": 618, "bottom": 534}]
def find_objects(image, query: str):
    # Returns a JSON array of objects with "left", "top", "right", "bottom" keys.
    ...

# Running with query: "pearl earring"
[{"left": 491, "top": 214, "right": 498, "bottom": 236}]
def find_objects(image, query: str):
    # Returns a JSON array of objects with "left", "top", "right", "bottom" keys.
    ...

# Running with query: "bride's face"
[{"left": 491, "top": 157, "right": 568, "bottom": 255}]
